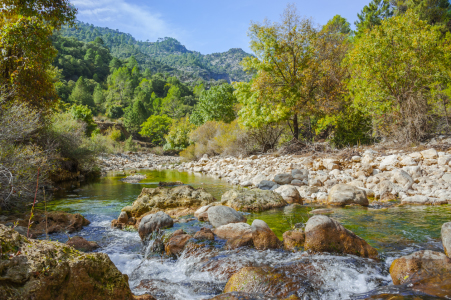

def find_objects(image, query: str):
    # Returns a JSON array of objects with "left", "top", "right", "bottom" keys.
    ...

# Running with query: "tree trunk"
[{"left": 293, "top": 114, "right": 299, "bottom": 140}]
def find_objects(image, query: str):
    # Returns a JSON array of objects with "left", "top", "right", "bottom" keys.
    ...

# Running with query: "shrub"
[
  {"left": 139, "top": 114, "right": 172, "bottom": 146},
  {"left": 70, "top": 104, "right": 97, "bottom": 136},
  {"left": 107, "top": 127, "right": 123, "bottom": 141},
  {"left": 124, "top": 136, "right": 139, "bottom": 152},
  {"left": 164, "top": 116, "right": 196, "bottom": 151}
]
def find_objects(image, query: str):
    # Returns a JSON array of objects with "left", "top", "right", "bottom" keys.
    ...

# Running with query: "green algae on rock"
[
  {"left": 221, "top": 188, "right": 287, "bottom": 212},
  {"left": 0, "top": 224, "right": 136, "bottom": 300}
]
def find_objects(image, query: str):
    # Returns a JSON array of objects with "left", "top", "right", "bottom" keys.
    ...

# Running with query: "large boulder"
[
  {"left": 138, "top": 211, "right": 174, "bottom": 240},
  {"left": 207, "top": 206, "right": 246, "bottom": 228},
  {"left": 273, "top": 185, "right": 303, "bottom": 204},
  {"left": 251, "top": 220, "right": 282, "bottom": 250},
  {"left": 121, "top": 185, "right": 215, "bottom": 219},
  {"left": 304, "top": 215, "right": 378, "bottom": 258},
  {"left": 221, "top": 188, "right": 287, "bottom": 212},
  {"left": 443, "top": 222, "right": 451, "bottom": 257},
  {"left": 273, "top": 173, "right": 293, "bottom": 185},
  {"left": 390, "top": 250, "right": 451, "bottom": 285},
  {"left": 327, "top": 184, "right": 369, "bottom": 206},
  {"left": 0, "top": 224, "right": 138, "bottom": 300}
]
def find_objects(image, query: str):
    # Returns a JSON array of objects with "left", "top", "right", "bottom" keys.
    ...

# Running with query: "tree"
[
  {"left": 347, "top": 10, "right": 450, "bottom": 142},
  {"left": 239, "top": 4, "right": 320, "bottom": 140},
  {"left": 392, "top": 0, "right": 451, "bottom": 32},
  {"left": 0, "top": 0, "right": 76, "bottom": 110},
  {"left": 68, "top": 76, "right": 94, "bottom": 107},
  {"left": 325, "top": 15, "right": 352, "bottom": 34},
  {"left": 161, "top": 86, "right": 188, "bottom": 119},
  {"left": 139, "top": 115, "right": 173, "bottom": 145},
  {"left": 164, "top": 116, "right": 196, "bottom": 151},
  {"left": 93, "top": 84, "right": 105, "bottom": 105},
  {"left": 123, "top": 99, "right": 148, "bottom": 135},
  {"left": 105, "top": 66, "right": 133, "bottom": 108},
  {"left": 191, "top": 83, "right": 237, "bottom": 125},
  {"left": 354, "top": 0, "right": 393, "bottom": 37}
]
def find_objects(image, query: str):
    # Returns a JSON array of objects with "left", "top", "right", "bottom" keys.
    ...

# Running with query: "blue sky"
[{"left": 72, "top": 0, "right": 370, "bottom": 54}]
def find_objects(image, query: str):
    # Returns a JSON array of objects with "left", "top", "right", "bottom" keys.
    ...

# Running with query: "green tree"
[
  {"left": 355, "top": 0, "right": 393, "bottom": 37},
  {"left": 347, "top": 10, "right": 450, "bottom": 142},
  {"left": 325, "top": 15, "right": 352, "bottom": 34},
  {"left": 69, "top": 104, "right": 97, "bottom": 136},
  {"left": 139, "top": 115, "right": 173, "bottom": 145},
  {"left": 161, "top": 85, "right": 188, "bottom": 119},
  {"left": 93, "top": 84, "right": 105, "bottom": 105},
  {"left": 164, "top": 116, "right": 196, "bottom": 151},
  {"left": 105, "top": 66, "right": 134, "bottom": 108},
  {"left": 191, "top": 83, "right": 237, "bottom": 125},
  {"left": 69, "top": 76, "right": 94, "bottom": 107},
  {"left": 123, "top": 99, "right": 148, "bottom": 135}
]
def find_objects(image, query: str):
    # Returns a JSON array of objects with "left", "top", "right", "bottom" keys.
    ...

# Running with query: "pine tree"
[
  {"left": 93, "top": 83, "right": 105, "bottom": 105},
  {"left": 68, "top": 76, "right": 94, "bottom": 107},
  {"left": 355, "top": 0, "right": 393, "bottom": 37},
  {"left": 123, "top": 99, "right": 148, "bottom": 134}
]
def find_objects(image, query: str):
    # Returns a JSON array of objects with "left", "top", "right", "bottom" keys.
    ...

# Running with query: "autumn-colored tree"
[
  {"left": 0, "top": 0, "right": 76, "bottom": 109},
  {"left": 347, "top": 10, "right": 450, "bottom": 142}
]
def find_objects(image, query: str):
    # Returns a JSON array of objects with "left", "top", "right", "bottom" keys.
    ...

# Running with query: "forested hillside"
[{"left": 59, "top": 22, "right": 253, "bottom": 82}]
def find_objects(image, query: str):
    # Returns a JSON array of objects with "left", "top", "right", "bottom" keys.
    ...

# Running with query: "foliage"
[
  {"left": 347, "top": 10, "right": 450, "bottom": 142},
  {"left": 69, "top": 104, "right": 97, "bottom": 136},
  {"left": 124, "top": 136, "right": 139, "bottom": 152},
  {"left": 164, "top": 116, "right": 196, "bottom": 151},
  {"left": 325, "top": 15, "right": 352, "bottom": 34},
  {"left": 354, "top": 0, "right": 393, "bottom": 37},
  {"left": 139, "top": 115, "right": 173, "bottom": 145},
  {"left": 191, "top": 83, "right": 237, "bottom": 125},
  {"left": 107, "top": 128, "right": 123, "bottom": 141},
  {"left": 68, "top": 76, "right": 95, "bottom": 107},
  {"left": 123, "top": 99, "right": 148, "bottom": 135}
]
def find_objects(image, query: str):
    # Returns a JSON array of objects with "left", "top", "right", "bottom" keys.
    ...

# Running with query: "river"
[{"left": 39, "top": 169, "right": 451, "bottom": 299}]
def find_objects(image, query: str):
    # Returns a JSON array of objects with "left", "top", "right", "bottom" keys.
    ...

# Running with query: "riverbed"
[{"left": 40, "top": 170, "right": 451, "bottom": 299}]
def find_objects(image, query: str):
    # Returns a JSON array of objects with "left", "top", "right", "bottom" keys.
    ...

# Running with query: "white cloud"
[{"left": 71, "top": 0, "right": 183, "bottom": 42}]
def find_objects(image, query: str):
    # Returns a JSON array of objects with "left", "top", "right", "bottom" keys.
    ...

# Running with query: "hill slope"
[{"left": 59, "top": 22, "right": 253, "bottom": 82}]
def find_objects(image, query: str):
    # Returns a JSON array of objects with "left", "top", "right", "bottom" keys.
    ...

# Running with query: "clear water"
[{"left": 38, "top": 170, "right": 451, "bottom": 300}]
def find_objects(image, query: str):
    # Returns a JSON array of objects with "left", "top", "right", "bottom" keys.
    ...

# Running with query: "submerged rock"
[
  {"left": 327, "top": 184, "right": 369, "bottom": 206},
  {"left": 66, "top": 236, "right": 100, "bottom": 252},
  {"left": 304, "top": 215, "right": 378, "bottom": 258},
  {"left": 443, "top": 222, "right": 451, "bottom": 257},
  {"left": 221, "top": 188, "right": 286, "bottom": 212},
  {"left": 223, "top": 266, "right": 301, "bottom": 299},
  {"left": 121, "top": 185, "right": 215, "bottom": 219},
  {"left": 138, "top": 211, "right": 174, "bottom": 240},
  {"left": 251, "top": 220, "right": 282, "bottom": 250},
  {"left": 158, "top": 181, "right": 184, "bottom": 187},
  {"left": 209, "top": 292, "right": 278, "bottom": 300},
  {"left": 207, "top": 206, "right": 246, "bottom": 228},
  {"left": 121, "top": 174, "right": 146, "bottom": 183},
  {"left": 283, "top": 229, "right": 305, "bottom": 251},
  {"left": 0, "top": 224, "right": 137, "bottom": 300}
]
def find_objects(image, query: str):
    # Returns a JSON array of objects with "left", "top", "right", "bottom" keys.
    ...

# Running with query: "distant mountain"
[{"left": 59, "top": 22, "right": 253, "bottom": 83}]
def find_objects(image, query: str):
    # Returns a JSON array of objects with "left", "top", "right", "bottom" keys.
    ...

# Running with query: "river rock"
[
  {"left": 391, "top": 169, "right": 414, "bottom": 190},
  {"left": 443, "top": 222, "right": 451, "bottom": 257},
  {"left": 251, "top": 220, "right": 282, "bottom": 250},
  {"left": 327, "top": 184, "right": 369, "bottom": 206},
  {"left": 121, "top": 174, "right": 146, "bottom": 183},
  {"left": 193, "top": 227, "right": 214, "bottom": 240},
  {"left": 0, "top": 224, "right": 137, "bottom": 299},
  {"left": 118, "top": 211, "right": 129, "bottom": 224},
  {"left": 66, "top": 236, "right": 100, "bottom": 252},
  {"left": 221, "top": 188, "right": 287, "bottom": 212},
  {"left": 309, "top": 209, "right": 333, "bottom": 215},
  {"left": 390, "top": 250, "right": 451, "bottom": 285},
  {"left": 273, "top": 185, "right": 302, "bottom": 204},
  {"left": 304, "top": 215, "right": 378, "bottom": 258},
  {"left": 421, "top": 148, "right": 438, "bottom": 160},
  {"left": 121, "top": 185, "right": 215, "bottom": 219},
  {"left": 165, "top": 231, "right": 192, "bottom": 257},
  {"left": 283, "top": 229, "right": 305, "bottom": 251},
  {"left": 194, "top": 204, "right": 215, "bottom": 221},
  {"left": 207, "top": 206, "right": 246, "bottom": 228},
  {"left": 223, "top": 267, "right": 299, "bottom": 299},
  {"left": 214, "top": 222, "right": 251, "bottom": 240},
  {"left": 209, "top": 292, "right": 278, "bottom": 300},
  {"left": 273, "top": 173, "right": 293, "bottom": 185},
  {"left": 138, "top": 211, "right": 174, "bottom": 240},
  {"left": 257, "top": 180, "right": 277, "bottom": 190},
  {"left": 292, "top": 169, "right": 309, "bottom": 181}
]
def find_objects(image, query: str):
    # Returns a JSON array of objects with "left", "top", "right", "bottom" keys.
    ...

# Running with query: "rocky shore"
[
  {"left": 98, "top": 152, "right": 180, "bottom": 172},
  {"left": 176, "top": 145, "right": 451, "bottom": 205}
]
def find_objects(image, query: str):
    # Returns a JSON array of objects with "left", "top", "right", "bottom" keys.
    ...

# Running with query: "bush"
[
  {"left": 139, "top": 114, "right": 172, "bottom": 146},
  {"left": 164, "top": 116, "right": 196, "bottom": 151},
  {"left": 107, "top": 127, "right": 123, "bottom": 141},
  {"left": 124, "top": 136, "right": 139, "bottom": 152},
  {"left": 70, "top": 104, "right": 97, "bottom": 136}
]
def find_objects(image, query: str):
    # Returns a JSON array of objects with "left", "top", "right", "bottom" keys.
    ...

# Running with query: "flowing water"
[{"left": 39, "top": 170, "right": 451, "bottom": 300}]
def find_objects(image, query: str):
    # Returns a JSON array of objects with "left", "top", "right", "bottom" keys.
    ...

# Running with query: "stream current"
[{"left": 39, "top": 170, "right": 451, "bottom": 300}]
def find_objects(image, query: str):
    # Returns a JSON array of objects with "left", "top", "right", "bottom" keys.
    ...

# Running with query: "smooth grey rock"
[
  {"left": 257, "top": 180, "right": 277, "bottom": 190},
  {"left": 207, "top": 206, "right": 246, "bottom": 228},
  {"left": 292, "top": 169, "right": 309, "bottom": 181},
  {"left": 13, "top": 226, "right": 27, "bottom": 236},
  {"left": 270, "top": 184, "right": 280, "bottom": 191},
  {"left": 290, "top": 179, "right": 306, "bottom": 187},
  {"left": 273, "top": 173, "right": 294, "bottom": 185},
  {"left": 138, "top": 211, "right": 173, "bottom": 240},
  {"left": 327, "top": 183, "right": 369, "bottom": 206}
]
